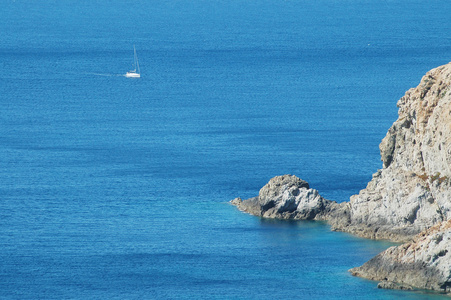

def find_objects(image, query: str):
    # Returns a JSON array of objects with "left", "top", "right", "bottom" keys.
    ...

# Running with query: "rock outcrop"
[
  {"left": 350, "top": 219, "right": 451, "bottom": 295},
  {"left": 231, "top": 175, "right": 349, "bottom": 221}
]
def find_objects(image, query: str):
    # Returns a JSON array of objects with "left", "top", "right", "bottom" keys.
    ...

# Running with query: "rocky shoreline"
[
  {"left": 350, "top": 219, "right": 451, "bottom": 294},
  {"left": 230, "top": 62, "right": 451, "bottom": 295}
]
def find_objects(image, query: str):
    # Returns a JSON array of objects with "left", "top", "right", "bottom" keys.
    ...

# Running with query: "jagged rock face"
[
  {"left": 258, "top": 175, "right": 310, "bottom": 214},
  {"left": 340, "top": 62, "right": 451, "bottom": 241},
  {"left": 231, "top": 175, "right": 341, "bottom": 220},
  {"left": 350, "top": 219, "right": 451, "bottom": 294}
]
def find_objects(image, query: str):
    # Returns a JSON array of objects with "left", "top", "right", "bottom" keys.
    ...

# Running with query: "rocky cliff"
[
  {"left": 346, "top": 62, "right": 451, "bottom": 294},
  {"left": 333, "top": 62, "right": 451, "bottom": 242}
]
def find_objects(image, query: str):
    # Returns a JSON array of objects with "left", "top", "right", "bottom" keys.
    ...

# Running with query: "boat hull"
[{"left": 125, "top": 72, "right": 140, "bottom": 78}]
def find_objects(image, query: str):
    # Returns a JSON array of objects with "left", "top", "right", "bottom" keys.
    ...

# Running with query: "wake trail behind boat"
[{"left": 84, "top": 72, "right": 125, "bottom": 77}]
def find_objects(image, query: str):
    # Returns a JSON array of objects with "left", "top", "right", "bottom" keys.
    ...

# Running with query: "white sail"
[{"left": 125, "top": 45, "right": 140, "bottom": 78}]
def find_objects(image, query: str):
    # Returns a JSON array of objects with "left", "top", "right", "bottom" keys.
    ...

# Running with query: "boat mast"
[{"left": 134, "top": 45, "right": 140, "bottom": 74}]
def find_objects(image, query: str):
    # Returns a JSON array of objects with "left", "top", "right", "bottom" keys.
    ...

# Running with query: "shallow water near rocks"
[{"left": 1, "top": 0, "right": 451, "bottom": 299}]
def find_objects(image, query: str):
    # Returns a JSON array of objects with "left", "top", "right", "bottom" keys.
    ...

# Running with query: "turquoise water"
[{"left": 1, "top": 0, "right": 450, "bottom": 298}]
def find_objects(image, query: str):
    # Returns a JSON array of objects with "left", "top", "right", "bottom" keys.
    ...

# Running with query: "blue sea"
[{"left": 1, "top": 1, "right": 451, "bottom": 299}]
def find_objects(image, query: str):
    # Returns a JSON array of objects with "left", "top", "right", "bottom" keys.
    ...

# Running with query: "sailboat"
[{"left": 125, "top": 45, "right": 141, "bottom": 78}]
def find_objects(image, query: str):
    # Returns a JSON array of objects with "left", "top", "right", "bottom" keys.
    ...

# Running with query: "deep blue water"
[{"left": 1, "top": 0, "right": 451, "bottom": 299}]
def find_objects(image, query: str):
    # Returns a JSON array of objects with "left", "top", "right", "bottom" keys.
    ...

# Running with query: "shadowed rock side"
[
  {"left": 230, "top": 175, "right": 350, "bottom": 222},
  {"left": 350, "top": 219, "right": 451, "bottom": 295},
  {"left": 334, "top": 62, "right": 451, "bottom": 242}
]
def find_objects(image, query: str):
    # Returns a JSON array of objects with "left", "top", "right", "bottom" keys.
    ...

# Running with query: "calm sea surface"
[{"left": 1, "top": 1, "right": 450, "bottom": 299}]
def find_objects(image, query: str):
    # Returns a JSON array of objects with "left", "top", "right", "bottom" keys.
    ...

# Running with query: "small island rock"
[{"left": 231, "top": 175, "right": 345, "bottom": 221}]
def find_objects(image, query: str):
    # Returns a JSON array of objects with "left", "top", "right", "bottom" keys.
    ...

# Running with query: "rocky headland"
[{"left": 230, "top": 62, "right": 451, "bottom": 295}]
